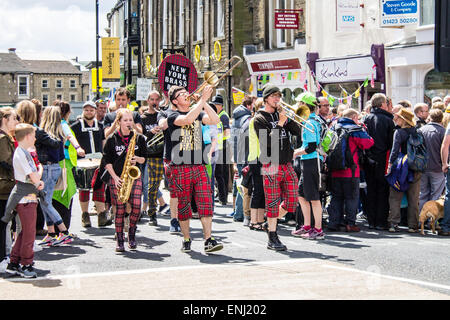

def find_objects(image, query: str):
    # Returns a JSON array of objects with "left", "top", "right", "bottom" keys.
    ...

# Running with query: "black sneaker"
[
  {"left": 158, "top": 204, "right": 169, "bottom": 215},
  {"left": 181, "top": 239, "right": 192, "bottom": 253},
  {"left": 5, "top": 262, "right": 21, "bottom": 276},
  {"left": 18, "top": 264, "right": 37, "bottom": 278},
  {"left": 267, "top": 232, "right": 287, "bottom": 251},
  {"left": 148, "top": 213, "right": 158, "bottom": 226},
  {"left": 204, "top": 237, "right": 223, "bottom": 253}
]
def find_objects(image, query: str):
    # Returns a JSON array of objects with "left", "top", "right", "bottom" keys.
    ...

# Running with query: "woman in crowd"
[
  {"left": 103, "top": 108, "right": 147, "bottom": 252},
  {"left": 37, "top": 106, "right": 74, "bottom": 246},
  {"left": 0, "top": 107, "right": 19, "bottom": 262},
  {"left": 52, "top": 101, "right": 85, "bottom": 231}
]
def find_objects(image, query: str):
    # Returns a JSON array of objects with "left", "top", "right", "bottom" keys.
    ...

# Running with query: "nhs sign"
[{"left": 336, "top": 0, "right": 360, "bottom": 32}]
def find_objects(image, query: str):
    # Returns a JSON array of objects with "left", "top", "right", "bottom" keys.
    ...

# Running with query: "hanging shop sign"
[
  {"left": 315, "top": 55, "right": 376, "bottom": 83},
  {"left": 158, "top": 54, "right": 198, "bottom": 97},
  {"left": 274, "top": 9, "right": 302, "bottom": 29},
  {"left": 380, "top": 0, "right": 419, "bottom": 27}
]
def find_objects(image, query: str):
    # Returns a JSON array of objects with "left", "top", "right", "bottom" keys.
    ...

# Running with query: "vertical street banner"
[
  {"left": 102, "top": 37, "right": 120, "bottom": 81},
  {"left": 91, "top": 68, "right": 103, "bottom": 93}
]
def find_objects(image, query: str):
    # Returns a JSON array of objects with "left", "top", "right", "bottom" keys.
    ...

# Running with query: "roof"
[
  {"left": 0, "top": 52, "right": 31, "bottom": 73},
  {"left": 22, "top": 60, "right": 82, "bottom": 75}
]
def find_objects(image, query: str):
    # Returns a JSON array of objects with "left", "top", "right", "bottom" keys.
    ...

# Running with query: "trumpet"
[
  {"left": 187, "top": 56, "right": 243, "bottom": 102},
  {"left": 278, "top": 100, "right": 315, "bottom": 133}
]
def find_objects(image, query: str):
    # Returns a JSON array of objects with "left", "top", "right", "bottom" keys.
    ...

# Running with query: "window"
[
  {"left": 42, "top": 94, "right": 48, "bottom": 107},
  {"left": 70, "top": 79, "right": 76, "bottom": 88},
  {"left": 56, "top": 94, "right": 63, "bottom": 101},
  {"left": 18, "top": 76, "right": 29, "bottom": 96},
  {"left": 42, "top": 79, "right": 48, "bottom": 88},
  {"left": 70, "top": 94, "right": 76, "bottom": 101},
  {"left": 56, "top": 79, "right": 62, "bottom": 88},
  {"left": 148, "top": 0, "right": 153, "bottom": 52},
  {"left": 277, "top": 0, "right": 287, "bottom": 47},
  {"left": 193, "top": 0, "right": 204, "bottom": 41},
  {"left": 214, "top": 0, "right": 225, "bottom": 38},
  {"left": 177, "top": 0, "right": 185, "bottom": 45},
  {"left": 420, "top": 0, "right": 435, "bottom": 26},
  {"left": 162, "top": 0, "right": 168, "bottom": 46}
]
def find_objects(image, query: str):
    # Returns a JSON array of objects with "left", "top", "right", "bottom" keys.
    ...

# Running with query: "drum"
[{"left": 74, "top": 158, "right": 101, "bottom": 190}]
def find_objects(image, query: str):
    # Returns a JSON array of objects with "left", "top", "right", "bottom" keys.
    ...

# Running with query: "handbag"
[{"left": 54, "top": 159, "right": 67, "bottom": 194}]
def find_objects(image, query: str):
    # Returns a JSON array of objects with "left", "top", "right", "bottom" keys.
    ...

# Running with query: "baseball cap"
[
  {"left": 295, "top": 92, "right": 317, "bottom": 107},
  {"left": 83, "top": 101, "right": 97, "bottom": 109}
]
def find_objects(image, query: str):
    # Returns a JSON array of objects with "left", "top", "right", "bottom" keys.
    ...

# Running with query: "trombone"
[
  {"left": 187, "top": 56, "right": 243, "bottom": 102},
  {"left": 147, "top": 132, "right": 164, "bottom": 148},
  {"left": 278, "top": 100, "right": 315, "bottom": 133}
]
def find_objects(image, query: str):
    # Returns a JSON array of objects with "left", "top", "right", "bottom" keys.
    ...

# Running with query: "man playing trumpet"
[{"left": 253, "top": 84, "right": 302, "bottom": 251}]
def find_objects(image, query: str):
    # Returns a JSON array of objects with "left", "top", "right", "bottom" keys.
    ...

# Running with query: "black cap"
[
  {"left": 211, "top": 94, "right": 224, "bottom": 105},
  {"left": 208, "top": 102, "right": 217, "bottom": 113},
  {"left": 263, "top": 84, "right": 281, "bottom": 100}
]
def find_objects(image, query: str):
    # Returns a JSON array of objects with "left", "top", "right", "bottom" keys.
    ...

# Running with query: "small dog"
[{"left": 419, "top": 198, "right": 445, "bottom": 235}]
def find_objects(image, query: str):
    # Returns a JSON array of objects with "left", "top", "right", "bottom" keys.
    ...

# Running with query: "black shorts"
[
  {"left": 249, "top": 163, "right": 265, "bottom": 209},
  {"left": 298, "top": 158, "right": 320, "bottom": 201}
]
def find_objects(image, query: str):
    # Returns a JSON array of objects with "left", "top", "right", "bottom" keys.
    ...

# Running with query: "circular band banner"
[{"left": 158, "top": 54, "right": 198, "bottom": 97}]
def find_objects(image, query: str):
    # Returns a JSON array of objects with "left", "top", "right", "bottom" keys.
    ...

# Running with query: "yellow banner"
[
  {"left": 102, "top": 37, "right": 120, "bottom": 80},
  {"left": 92, "top": 68, "right": 103, "bottom": 92}
]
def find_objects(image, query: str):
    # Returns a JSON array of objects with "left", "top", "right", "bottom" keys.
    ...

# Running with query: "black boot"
[
  {"left": 116, "top": 232, "right": 125, "bottom": 252},
  {"left": 128, "top": 227, "right": 137, "bottom": 250},
  {"left": 267, "top": 231, "right": 287, "bottom": 251}
]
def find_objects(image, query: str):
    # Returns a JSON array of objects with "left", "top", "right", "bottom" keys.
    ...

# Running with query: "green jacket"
[{"left": 0, "top": 133, "right": 16, "bottom": 200}]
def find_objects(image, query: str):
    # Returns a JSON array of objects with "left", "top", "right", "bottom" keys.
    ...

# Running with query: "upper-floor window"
[
  {"left": 147, "top": 0, "right": 153, "bottom": 52},
  {"left": 193, "top": 0, "right": 204, "bottom": 41},
  {"left": 56, "top": 94, "right": 63, "bottom": 101},
  {"left": 177, "top": 0, "right": 185, "bottom": 45},
  {"left": 70, "top": 94, "right": 76, "bottom": 101},
  {"left": 277, "top": 0, "right": 287, "bottom": 47},
  {"left": 162, "top": 0, "right": 168, "bottom": 46},
  {"left": 214, "top": 0, "right": 225, "bottom": 38},
  {"left": 56, "top": 79, "right": 63, "bottom": 88},
  {"left": 420, "top": 0, "right": 435, "bottom": 26},
  {"left": 42, "top": 94, "right": 48, "bottom": 107},
  {"left": 18, "top": 76, "right": 29, "bottom": 97},
  {"left": 70, "top": 79, "right": 76, "bottom": 88},
  {"left": 42, "top": 79, "right": 48, "bottom": 88}
]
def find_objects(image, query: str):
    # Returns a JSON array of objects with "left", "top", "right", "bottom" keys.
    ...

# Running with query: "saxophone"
[{"left": 117, "top": 127, "right": 141, "bottom": 204}]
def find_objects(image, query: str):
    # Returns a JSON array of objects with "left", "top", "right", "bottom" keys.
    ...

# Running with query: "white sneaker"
[{"left": 243, "top": 216, "right": 251, "bottom": 227}]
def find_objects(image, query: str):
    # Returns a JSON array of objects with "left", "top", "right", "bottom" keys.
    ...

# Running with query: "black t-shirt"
[
  {"left": 166, "top": 110, "right": 207, "bottom": 165},
  {"left": 103, "top": 110, "right": 143, "bottom": 129},
  {"left": 158, "top": 109, "right": 177, "bottom": 161},
  {"left": 70, "top": 119, "right": 105, "bottom": 155},
  {"left": 102, "top": 130, "right": 147, "bottom": 175},
  {"left": 141, "top": 110, "right": 164, "bottom": 158}
]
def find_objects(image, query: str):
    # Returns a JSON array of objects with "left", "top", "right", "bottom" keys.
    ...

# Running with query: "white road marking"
[{"left": 322, "top": 264, "right": 450, "bottom": 291}]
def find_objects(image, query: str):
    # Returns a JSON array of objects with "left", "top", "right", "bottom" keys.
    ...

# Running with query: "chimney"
[{"left": 8, "top": 48, "right": 16, "bottom": 54}]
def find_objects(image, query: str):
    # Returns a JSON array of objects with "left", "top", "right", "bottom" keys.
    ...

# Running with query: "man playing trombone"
[
  {"left": 141, "top": 91, "right": 165, "bottom": 226},
  {"left": 253, "top": 84, "right": 302, "bottom": 251}
]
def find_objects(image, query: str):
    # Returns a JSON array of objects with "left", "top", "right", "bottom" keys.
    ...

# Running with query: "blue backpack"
[
  {"left": 386, "top": 152, "right": 414, "bottom": 192},
  {"left": 407, "top": 129, "right": 428, "bottom": 172}
]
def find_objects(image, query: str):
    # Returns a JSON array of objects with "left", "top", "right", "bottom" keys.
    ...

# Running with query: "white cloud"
[{"left": 0, "top": 0, "right": 118, "bottom": 61}]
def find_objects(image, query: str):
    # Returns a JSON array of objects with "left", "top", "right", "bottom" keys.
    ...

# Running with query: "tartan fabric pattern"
[
  {"left": 147, "top": 158, "right": 164, "bottom": 215},
  {"left": 157, "top": 54, "right": 198, "bottom": 96},
  {"left": 79, "top": 183, "right": 106, "bottom": 203},
  {"left": 171, "top": 164, "right": 213, "bottom": 221},
  {"left": 164, "top": 159, "right": 177, "bottom": 198},
  {"left": 109, "top": 177, "right": 142, "bottom": 233},
  {"left": 262, "top": 163, "right": 299, "bottom": 218}
]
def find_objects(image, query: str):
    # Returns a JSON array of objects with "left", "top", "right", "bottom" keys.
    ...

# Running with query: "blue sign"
[{"left": 382, "top": 0, "right": 418, "bottom": 16}]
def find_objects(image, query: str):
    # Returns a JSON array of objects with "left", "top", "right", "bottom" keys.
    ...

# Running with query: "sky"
[{"left": 0, "top": 0, "right": 118, "bottom": 61}]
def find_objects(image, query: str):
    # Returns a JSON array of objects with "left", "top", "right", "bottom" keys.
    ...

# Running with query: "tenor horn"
[
  {"left": 278, "top": 100, "right": 315, "bottom": 133},
  {"left": 187, "top": 56, "right": 243, "bottom": 102}
]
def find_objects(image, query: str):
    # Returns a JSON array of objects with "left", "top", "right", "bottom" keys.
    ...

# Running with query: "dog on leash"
[{"left": 419, "top": 198, "right": 445, "bottom": 235}]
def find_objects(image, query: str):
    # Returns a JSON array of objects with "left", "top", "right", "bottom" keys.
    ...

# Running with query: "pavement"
[{"left": 1, "top": 190, "right": 450, "bottom": 300}]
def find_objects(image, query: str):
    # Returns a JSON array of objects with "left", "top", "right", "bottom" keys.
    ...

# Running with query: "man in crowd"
[
  {"left": 317, "top": 96, "right": 331, "bottom": 126},
  {"left": 96, "top": 99, "right": 108, "bottom": 125},
  {"left": 363, "top": 93, "right": 395, "bottom": 230},
  {"left": 414, "top": 103, "right": 429, "bottom": 129},
  {"left": 213, "top": 95, "right": 231, "bottom": 206}
]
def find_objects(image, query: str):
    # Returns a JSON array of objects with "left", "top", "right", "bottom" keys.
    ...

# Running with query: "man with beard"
[{"left": 71, "top": 101, "right": 110, "bottom": 228}]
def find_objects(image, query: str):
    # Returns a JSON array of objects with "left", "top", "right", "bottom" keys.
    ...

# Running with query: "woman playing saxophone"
[{"left": 103, "top": 108, "right": 147, "bottom": 252}]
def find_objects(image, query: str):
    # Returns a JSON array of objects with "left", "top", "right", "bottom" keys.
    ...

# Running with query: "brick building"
[{"left": 0, "top": 49, "right": 32, "bottom": 107}]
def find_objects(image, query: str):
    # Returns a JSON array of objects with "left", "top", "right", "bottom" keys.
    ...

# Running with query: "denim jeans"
[
  {"left": 41, "top": 164, "right": 64, "bottom": 227},
  {"left": 233, "top": 164, "right": 244, "bottom": 220},
  {"left": 327, "top": 177, "right": 360, "bottom": 227},
  {"left": 442, "top": 171, "right": 450, "bottom": 232}
]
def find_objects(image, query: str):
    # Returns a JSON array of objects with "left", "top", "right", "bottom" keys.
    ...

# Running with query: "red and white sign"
[
  {"left": 250, "top": 58, "right": 301, "bottom": 73},
  {"left": 274, "top": 9, "right": 301, "bottom": 29}
]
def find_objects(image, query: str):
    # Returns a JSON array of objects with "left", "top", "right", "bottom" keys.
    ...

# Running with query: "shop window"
[
  {"left": 420, "top": 0, "right": 435, "bottom": 26},
  {"left": 424, "top": 69, "right": 450, "bottom": 105}
]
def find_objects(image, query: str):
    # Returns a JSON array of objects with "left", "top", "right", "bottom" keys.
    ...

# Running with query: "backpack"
[
  {"left": 326, "top": 126, "right": 359, "bottom": 173},
  {"left": 407, "top": 129, "right": 428, "bottom": 172},
  {"left": 385, "top": 152, "right": 414, "bottom": 192},
  {"left": 315, "top": 117, "right": 339, "bottom": 156}
]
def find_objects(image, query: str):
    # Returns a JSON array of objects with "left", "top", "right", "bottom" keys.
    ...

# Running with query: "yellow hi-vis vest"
[
  {"left": 247, "top": 118, "right": 260, "bottom": 162},
  {"left": 217, "top": 109, "right": 230, "bottom": 150}
]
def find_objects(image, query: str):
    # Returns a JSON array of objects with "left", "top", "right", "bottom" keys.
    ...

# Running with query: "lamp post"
[{"left": 96, "top": 0, "right": 100, "bottom": 99}]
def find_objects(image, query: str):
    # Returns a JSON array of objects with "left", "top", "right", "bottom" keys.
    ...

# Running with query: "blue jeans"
[
  {"left": 328, "top": 177, "right": 360, "bottom": 227},
  {"left": 233, "top": 164, "right": 244, "bottom": 220},
  {"left": 41, "top": 164, "right": 64, "bottom": 227},
  {"left": 442, "top": 171, "right": 450, "bottom": 232}
]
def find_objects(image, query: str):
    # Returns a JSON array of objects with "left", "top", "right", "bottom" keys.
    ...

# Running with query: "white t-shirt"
[{"left": 13, "top": 147, "right": 38, "bottom": 203}]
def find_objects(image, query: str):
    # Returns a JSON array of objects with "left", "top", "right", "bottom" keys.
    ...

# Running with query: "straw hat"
[{"left": 396, "top": 107, "right": 416, "bottom": 127}]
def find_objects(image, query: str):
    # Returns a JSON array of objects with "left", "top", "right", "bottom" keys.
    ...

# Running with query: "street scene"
[{"left": 0, "top": 0, "right": 450, "bottom": 305}]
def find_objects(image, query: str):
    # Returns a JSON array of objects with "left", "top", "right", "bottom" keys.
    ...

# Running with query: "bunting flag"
[
  {"left": 328, "top": 96, "right": 335, "bottom": 106},
  {"left": 249, "top": 82, "right": 254, "bottom": 94},
  {"left": 321, "top": 89, "right": 328, "bottom": 98},
  {"left": 299, "top": 71, "right": 306, "bottom": 82},
  {"left": 304, "top": 79, "right": 308, "bottom": 91},
  {"left": 288, "top": 72, "right": 292, "bottom": 81},
  {"left": 293, "top": 71, "right": 299, "bottom": 79},
  {"left": 355, "top": 87, "right": 360, "bottom": 98},
  {"left": 363, "top": 78, "right": 369, "bottom": 87}
]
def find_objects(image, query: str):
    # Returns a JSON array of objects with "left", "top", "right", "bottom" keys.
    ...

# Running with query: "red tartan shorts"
[
  {"left": 171, "top": 164, "right": 213, "bottom": 221},
  {"left": 79, "top": 183, "right": 106, "bottom": 203},
  {"left": 262, "top": 163, "right": 299, "bottom": 218},
  {"left": 164, "top": 159, "right": 177, "bottom": 199}
]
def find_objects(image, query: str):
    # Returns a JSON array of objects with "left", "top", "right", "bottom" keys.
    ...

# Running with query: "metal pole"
[
  {"left": 96, "top": 0, "right": 100, "bottom": 99},
  {"left": 227, "top": 0, "right": 232, "bottom": 114}
]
